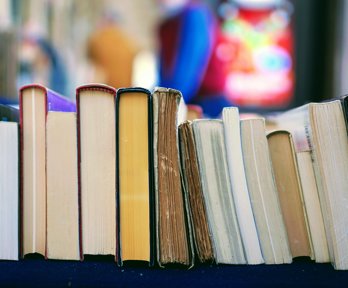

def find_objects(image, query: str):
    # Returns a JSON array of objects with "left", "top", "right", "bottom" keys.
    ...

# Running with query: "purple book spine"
[{"left": 46, "top": 89, "right": 76, "bottom": 112}]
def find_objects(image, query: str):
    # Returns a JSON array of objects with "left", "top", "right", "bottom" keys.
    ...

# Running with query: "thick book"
[
  {"left": 267, "top": 130, "right": 312, "bottom": 259},
  {"left": 116, "top": 87, "right": 154, "bottom": 265},
  {"left": 178, "top": 121, "right": 214, "bottom": 263},
  {"left": 76, "top": 84, "right": 117, "bottom": 258},
  {"left": 192, "top": 119, "right": 246, "bottom": 265},
  {"left": 46, "top": 112, "right": 80, "bottom": 260},
  {"left": 153, "top": 87, "right": 194, "bottom": 267},
  {"left": 20, "top": 84, "right": 76, "bottom": 258},
  {"left": 222, "top": 108, "right": 263, "bottom": 264},
  {"left": 241, "top": 118, "right": 292, "bottom": 264},
  {"left": 0, "top": 104, "right": 19, "bottom": 260},
  {"left": 267, "top": 101, "right": 348, "bottom": 269}
]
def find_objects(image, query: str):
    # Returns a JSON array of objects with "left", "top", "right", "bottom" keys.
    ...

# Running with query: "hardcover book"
[
  {"left": 76, "top": 84, "right": 117, "bottom": 257},
  {"left": 20, "top": 84, "right": 76, "bottom": 257},
  {"left": 116, "top": 87, "right": 154, "bottom": 265}
]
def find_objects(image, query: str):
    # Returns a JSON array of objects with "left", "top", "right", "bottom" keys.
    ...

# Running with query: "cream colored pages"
[
  {"left": 46, "top": 112, "right": 80, "bottom": 260},
  {"left": 193, "top": 119, "right": 245, "bottom": 265},
  {"left": 310, "top": 102, "right": 348, "bottom": 269},
  {"left": 22, "top": 88, "right": 46, "bottom": 256},
  {"left": 222, "top": 108, "right": 263, "bottom": 264},
  {"left": 241, "top": 118, "right": 291, "bottom": 264},
  {"left": 80, "top": 89, "right": 116, "bottom": 255},
  {"left": 296, "top": 151, "right": 329, "bottom": 263},
  {"left": 0, "top": 122, "right": 19, "bottom": 260}
]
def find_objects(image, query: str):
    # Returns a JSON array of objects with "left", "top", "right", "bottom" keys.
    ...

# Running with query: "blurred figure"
[
  {"left": 158, "top": 0, "right": 230, "bottom": 116},
  {"left": 87, "top": 10, "right": 138, "bottom": 88},
  {"left": 18, "top": 24, "right": 68, "bottom": 96},
  {"left": 220, "top": 0, "right": 294, "bottom": 108}
]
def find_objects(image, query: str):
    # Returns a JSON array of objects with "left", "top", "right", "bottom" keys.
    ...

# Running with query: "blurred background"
[{"left": 0, "top": 0, "right": 347, "bottom": 116}]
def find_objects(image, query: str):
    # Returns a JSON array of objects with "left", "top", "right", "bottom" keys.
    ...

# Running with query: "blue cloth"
[
  {"left": 0, "top": 258, "right": 347, "bottom": 287},
  {"left": 159, "top": 4, "right": 214, "bottom": 103}
]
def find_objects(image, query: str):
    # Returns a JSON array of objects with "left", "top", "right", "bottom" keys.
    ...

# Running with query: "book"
[
  {"left": 178, "top": 121, "right": 214, "bottom": 263},
  {"left": 192, "top": 119, "right": 246, "bottom": 264},
  {"left": 267, "top": 130, "right": 312, "bottom": 259},
  {"left": 268, "top": 101, "right": 348, "bottom": 269},
  {"left": 222, "top": 108, "right": 263, "bottom": 264},
  {"left": 0, "top": 104, "right": 19, "bottom": 260},
  {"left": 296, "top": 151, "right": 329, "bottom": 263},
  {"left": 116, "top": 87, "right": 154, "bottom": 265},
  {"left": 266, "top": 105, "right": 333, "bottom": 264},
  {"left": 46, "top": 112, "right": 80, "bottom": 260},
  {"left": 76, "top": 84, "right": 117, "bottom": 257},
  {"left": 266, "top": 115, "right": 329, "bottom": 263},
  {"left": 20, "top": 84, "right": 76, "bottom": 257},
  {"left": 240, "top": 118, "right": 292, "bottom": 264},
  {"left": 153, "top": 87, "right": 193, "bottom": 267}
]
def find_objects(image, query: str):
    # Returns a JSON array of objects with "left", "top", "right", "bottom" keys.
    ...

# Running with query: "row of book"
[{"left": 1, "top": 84, "right": 348, "bottom": 270}]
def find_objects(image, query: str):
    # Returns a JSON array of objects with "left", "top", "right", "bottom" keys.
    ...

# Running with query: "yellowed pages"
[{"left": 119, "top": 92, "right": 150, "bottom": 261}]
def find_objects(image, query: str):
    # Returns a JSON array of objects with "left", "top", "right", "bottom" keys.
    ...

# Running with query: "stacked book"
[{"left": 1, "top": 84, "right": 348, "bottom": 270}]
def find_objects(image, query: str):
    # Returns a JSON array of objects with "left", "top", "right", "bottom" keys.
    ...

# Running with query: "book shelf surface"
[{"left": 0, "top": 259, "right": 347, "bottom": 287}]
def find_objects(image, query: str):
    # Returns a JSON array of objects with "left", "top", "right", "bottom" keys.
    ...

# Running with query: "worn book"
[
  {"left": 76, "top": 84, "right": 117, "bottom": 257},
  {"left": 0, "top": 104, "right": 19, "bottom": 260},
  {"left": 20, "top": 84, "right": 76, "bottom": 257},
  {"left": 116, "top": 87, "right": 154, "bottom": 265},
  {"left": 153, "top": 87, "right": 193, "bottom": 267},
  {"left": 192, "top": 119, "right": 245, "bottom": 264},
  {"left": 178, "top": 121, "right": 214, "bottom": 263},
  {"left": 241, "top": 118, "right": 292, "bottom": 264}
]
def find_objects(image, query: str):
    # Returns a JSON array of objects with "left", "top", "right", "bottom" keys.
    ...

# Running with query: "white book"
[
  {"left": 296, "top": 151, "right": 329, "bottom": 263},
  {"left": 0, "top": 121, "right": 19, "bottom": 260},
  {"left": 222, "top": 108, "right": 263, "bottom": 264},
  {"left": 241, "top": 118, "right": 292, "bottom": 264},
  {"left": 192, "top": 119, "right": 245, "bottom": 264}
]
